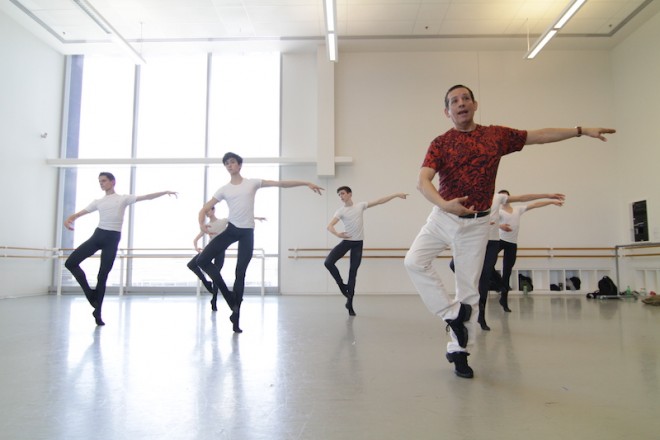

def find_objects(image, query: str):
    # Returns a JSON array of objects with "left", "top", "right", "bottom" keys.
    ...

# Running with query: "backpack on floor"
[
  {"left": 569, "top": 276, "right": 581, "bottom": 290},
  {"left": 518, "top": 274, "right": 533, "bottom": 292},
  {"left": 586, "top": 276, "right": 618, "bottom": 298}
]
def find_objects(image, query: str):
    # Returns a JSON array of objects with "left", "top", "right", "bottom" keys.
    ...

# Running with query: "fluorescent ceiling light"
[
  {"left": 73, "top": 0, "right": 146, "bottom": 65},
  {"left": 555, "top": 0, "right": 587, "bottom": 29},
  {"left": 324, "top": 0, "right": 336, "bottom": 33},
  {"left": 323, "top": 0, "right": 338, "bottom": 62},
  {"left": 526, "top": 29, "right": 557, "bottom": 59},
  {"left": 524, "top": 0, "right": 587, "bottom": 60},
  {"left": 327, "top": 32, "right": 337, "bottom": 62}
]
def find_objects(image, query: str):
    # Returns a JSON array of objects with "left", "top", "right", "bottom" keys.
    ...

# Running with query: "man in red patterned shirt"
[{"left": 404, "top": 84, "right": 615, "bottom": 378}]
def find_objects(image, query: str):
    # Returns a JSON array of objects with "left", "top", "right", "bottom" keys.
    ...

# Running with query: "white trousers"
[{"left": 404, "top": 206, "right": 489, "bottom": 353}]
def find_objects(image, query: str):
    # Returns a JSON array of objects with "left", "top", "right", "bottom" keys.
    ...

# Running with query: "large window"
[{"left": 61, "top": 52, "right": 282, "bottom": 293}]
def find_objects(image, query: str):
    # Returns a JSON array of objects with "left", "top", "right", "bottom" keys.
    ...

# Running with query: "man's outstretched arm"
[{"left": 526, "top": 127, "right": 615, "bottom": 145}]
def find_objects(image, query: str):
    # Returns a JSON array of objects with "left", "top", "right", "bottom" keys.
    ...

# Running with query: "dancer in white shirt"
[
  {"left": 498, "top": 190, "right": 564, "bottom": 311},
  {"left": 450, "top": 191, "right": 564, "bottom": 330},
  {"left": 197, "top": 152, "right": 323, "bottom": 333},
  {"left": 64, "top": 172, "right": 177, "bottom": 326},
  {"left": 325, "top": 186, "right": 407, "bottom": 316}
]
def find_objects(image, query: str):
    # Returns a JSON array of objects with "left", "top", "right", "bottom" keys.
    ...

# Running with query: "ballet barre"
[
  {"left": 113, "top": 248, "right": 267, "bottom": 296},
  {"left": 3, "top": 246, "right": 271, "bottom": 297},
  {"left": 287, "top": 246, "right": 617, "bottom": 259}
]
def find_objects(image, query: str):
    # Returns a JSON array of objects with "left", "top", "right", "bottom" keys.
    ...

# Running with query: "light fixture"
[
  {"left": 323, "top": 0, "right": 337, "bottom": 62},
  {"left": 327, "top": 33, "right": 337, "bottom": 62},
  {"left": 524, "top": 0, "right": 587, "bottom": 60},
  {"left": 72, "top": 0, "right": 146, "bottom": 65}
]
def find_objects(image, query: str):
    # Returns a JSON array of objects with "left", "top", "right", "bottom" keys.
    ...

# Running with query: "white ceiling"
[{"left": 2, "top": 0, "right": 659, "bottom": 56}]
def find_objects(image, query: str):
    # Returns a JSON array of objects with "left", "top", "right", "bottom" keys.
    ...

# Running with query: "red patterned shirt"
[{"left": 422, "top": 125, "right": 527, "bottom": 211}]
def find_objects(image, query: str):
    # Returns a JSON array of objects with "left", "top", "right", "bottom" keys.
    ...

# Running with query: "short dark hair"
[
  {"left": 336, "top": 186, "right": 352, "bottom": 194},
  {"left": 98, "top": 172, "right": 115, "bottom": 182},
  {"left": 222, "top": 152, "right": 243, "bottom": 165},
  {"left": 444, "top": 84, "right": 475, "bottom": 109},
  {"left": 498, "top": 189, "right": 510, "bottom": 195}
]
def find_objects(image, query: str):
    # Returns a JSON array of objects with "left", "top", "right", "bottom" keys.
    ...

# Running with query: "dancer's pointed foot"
[
  {"left": 210, "top": 297, "right": 218, "bottom": 312},
  {"left": 230, "top": 304, "right": 242, "bottom": 333},
  {"left": 340, "top": 284, "right": 350, "bottom": 298},
  {"left": 92, "top": 309, "right": 105, "bottom": 326},
  {"left": 499, "top": 291, "right": 512, "bottom": 313},
  {"left": 345, "top": 294, "right": 356, "bottom": 316}
]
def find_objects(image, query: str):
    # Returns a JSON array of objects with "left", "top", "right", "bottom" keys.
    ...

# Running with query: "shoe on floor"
[{"left": 446, "top": 351, "right": 474, "bottom": 379}]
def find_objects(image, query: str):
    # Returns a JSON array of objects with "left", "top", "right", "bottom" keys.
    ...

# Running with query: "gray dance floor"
[{"left": 0, "top": 293, "right": 658, "bottom": 440}]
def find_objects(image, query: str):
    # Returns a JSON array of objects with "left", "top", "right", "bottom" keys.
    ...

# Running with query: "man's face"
[
  {"left": 224, "top": 158, "right": 241, "bottom": 174},
  {"left": 98, "top": 176, "right": 115, "bottom": 191},
  {"left": 444, "top": 88, "right": 478, "bottom": 128},
  {"left": 337, "top": 190, "right": 352, "bottom": 203}
]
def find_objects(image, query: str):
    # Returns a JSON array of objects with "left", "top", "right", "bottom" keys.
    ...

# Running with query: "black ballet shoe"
[
  {"left": 92, "top": 309, "right": 105, "bottom": 326},
  {"left": 341, "top": 284, "right": 350, "bottom": 298},
  {"left": 230, "top": 301, "right": 243, "bottom": 333},
  {"left": 499, "top": 291, "right": 512, "bottom": 313},
  {"left": 210, "top": 298, "right": 218, "bottom": 312},
  {"left": 345, "top": 295, "right": 356, "bottom": 316},
  {"left": 478, "top": 318, "right": 491, "bottom": 331}
]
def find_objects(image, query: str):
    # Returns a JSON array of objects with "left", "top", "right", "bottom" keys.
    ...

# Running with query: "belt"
[{"left": 459, "top": 209, "right": 490, "bottom": 219}]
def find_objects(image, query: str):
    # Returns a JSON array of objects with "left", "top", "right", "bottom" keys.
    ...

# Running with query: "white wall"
[
  {"left": 0, "top": 10, "right": 64, "bottom": 298},
  {"left": 610, "top": 10, "right": 660, "bottom": 290},
  {"left": 280, "top": 17, "right": 660, "bottom": 294},
  {"left": 611, "top": 11, "right": 660, "bottom": 243}
]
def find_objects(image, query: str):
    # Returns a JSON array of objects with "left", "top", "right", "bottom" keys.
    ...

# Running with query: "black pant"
[
  {"left": 500, "top": 240, "right": 518, "bottom": 292},
  {"left": 480, "top": 240, "right": 504, "bottom": 299},
  {"left": 197, "top": 223, "right": 254, "bottom": 305},
  {"left": 324, "top": 240, "right": 363, "bottom": 295},
  {"left": 449, "top": 239, "right": 502, "bottom": 307},
  {"left": 65, "top": 228, "right": 121, "bottom": 309},
  {"left": 187, "top": 253, "right": 223, "bottom": 291}
]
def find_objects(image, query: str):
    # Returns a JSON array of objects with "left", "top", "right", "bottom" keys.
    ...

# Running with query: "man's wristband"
[{"left": 576, "top": 126, "right": 582, "bottom": 137}]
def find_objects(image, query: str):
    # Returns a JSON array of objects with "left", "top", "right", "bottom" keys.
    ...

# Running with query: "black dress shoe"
[
  {"left": 445, "top": 303, "right": 472, "bottom": 348},
  {"left": 446, "top": 351, "right": 474, "bottom": 378}
]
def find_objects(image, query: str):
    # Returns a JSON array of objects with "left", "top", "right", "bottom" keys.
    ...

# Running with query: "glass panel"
[
  {"left": 61, "top": 53, "right": 282, "bottom": 292},
  {"left": 131, "top": 166, "right": 203, "bottom": 286},
  {"left": 208, "top": 52, "right": 280, "bottom": 158},
  {"left": 78, "top": 56, "right": 135, "bottom": 158},
  {"left": 136, "top": 54, "right": 208, "bottom": 158},
  {"left": 206, "top": 52, "right": 281, "bottom": 290}
]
